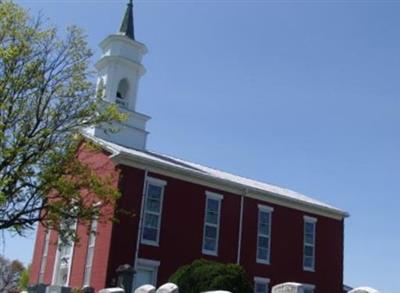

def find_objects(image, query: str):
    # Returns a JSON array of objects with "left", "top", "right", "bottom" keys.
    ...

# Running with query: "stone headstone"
[
  {"left": 156, "top": 283, "right": 178, "bottom": 293},
  {"left": 99, "top": 288, "right": 125, "bottom": 293},
  {"left": 349, "top": 287, "right": 380, "bottom": 293},
  {"left": 272, "top": 283, "right": 303, "bottom": 293},
  {"left": 134, "top": 284, "right": 156, "bottom": 293}
]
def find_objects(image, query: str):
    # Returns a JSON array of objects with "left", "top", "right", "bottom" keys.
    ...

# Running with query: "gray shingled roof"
[{"left": 87, "top": 135, "right": 348, "bottom": 219}]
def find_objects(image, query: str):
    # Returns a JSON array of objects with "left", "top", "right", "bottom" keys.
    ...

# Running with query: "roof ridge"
[{"left": 148, "top": 150, "right": 331, "bottom": 207}]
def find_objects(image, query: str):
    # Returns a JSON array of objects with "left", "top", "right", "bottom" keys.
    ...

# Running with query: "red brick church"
[{"left": 29, "top": 2, "right": 348, "bottom": 292}]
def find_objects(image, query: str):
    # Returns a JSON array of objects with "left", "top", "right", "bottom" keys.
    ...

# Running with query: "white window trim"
[
  {"left": 133, "top": 258, "right": 160, "bottom": 289},
  {"left": 256, "top": 205, "right": 273, "bottom": 265},
  {"left": 38, "top": 229, "right": 51, "bottom": 283},
  {"left": 303, "top": 216, "right": 317, "bottom": 272},
  {"left": 254, "top": 277, "right": 270, "bottom": 293},
  {"left": 202, "top": 191, "right": 223, "bottom": 256},
  {"left": 258, "top": 204, "right": 274, "bottom": 213},
  {"left": 83, "top": 219, "right": 98, "bottom": 287},
  {"left": 206, "top": 191, "right": 224, "bottom": 201},
  {"left": 51, "top": 220, "right": 77, "bottom": 286},
  {"left": 304, "top": 215, "right": 318, "bottom": 223},
  {"left": 141, "top": 177, "right": 167, "bottom": 247}
]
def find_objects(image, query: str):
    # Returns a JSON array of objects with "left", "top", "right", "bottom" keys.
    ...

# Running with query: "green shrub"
[{"left": 169, "top": 259, "right": 253, "bottom": 293}]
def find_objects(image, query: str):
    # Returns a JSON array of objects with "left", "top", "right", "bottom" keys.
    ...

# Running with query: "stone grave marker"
[
  {"left": 134, "top": 284, "right": 156, "bottom": 293},
  {"left": 272, "top": 282, "right": 303, "bottom": 293},
  {"left": 156, "top": 283, "right": 178, "bottom": 293},
  {"left": 349, "top": 287, "right": 380, "bottom": 293}
]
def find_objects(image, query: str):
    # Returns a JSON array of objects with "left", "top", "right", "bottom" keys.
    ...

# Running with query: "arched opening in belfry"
[{"left": 116, "top": 78, "right": 129, "bottom": 107}]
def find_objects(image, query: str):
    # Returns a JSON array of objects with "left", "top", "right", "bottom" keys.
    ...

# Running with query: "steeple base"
[{"left": 89, "top": 106, "right": 150, "bottom": 151}]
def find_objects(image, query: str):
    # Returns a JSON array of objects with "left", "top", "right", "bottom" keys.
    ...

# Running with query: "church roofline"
[{"left": 85, "top": 134, "right": 349, "bottom": 220}]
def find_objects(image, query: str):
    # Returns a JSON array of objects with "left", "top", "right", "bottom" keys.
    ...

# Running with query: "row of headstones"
[
  {"left": 100, "top": 282, "right": 380, "bottom": 293},
  {"left": 271, "top": 282, "right": 380, "bottom": 293},
  {"left": 99, "top": 283, "right": 178, "bottom": 293}
]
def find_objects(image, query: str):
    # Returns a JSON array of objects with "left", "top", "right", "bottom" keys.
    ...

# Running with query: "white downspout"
[
  {"left": 236, "top": 189, "right": 246, "bottom": 264},
  {"left": 133, "top": 169, "right": 148, "bottom": 281}
]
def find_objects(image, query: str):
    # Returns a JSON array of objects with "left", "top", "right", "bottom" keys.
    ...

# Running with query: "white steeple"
[{"left": 91, "top": 0, "right": 150, "bottom": 150}]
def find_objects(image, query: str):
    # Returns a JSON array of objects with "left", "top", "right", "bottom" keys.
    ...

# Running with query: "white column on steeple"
[{"left": 91, "top": 1, "right": 151, "bottom": 150}]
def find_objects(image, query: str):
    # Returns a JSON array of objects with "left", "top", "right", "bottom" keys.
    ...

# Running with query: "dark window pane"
[
  {"left": 204, "top": 237, "right": 216, "bottom": 251},
  {"left": 143, "top": 227, "right": 157, "bottom": 241},
  {"left": 205, "top": 225, "right": 217, "bottom": 238}
]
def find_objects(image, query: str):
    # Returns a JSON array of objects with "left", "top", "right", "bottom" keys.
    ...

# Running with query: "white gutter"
[
  {"left": 133, "top": 169, "right": 148, "bottom": 281},
  {"left": 236, "top": 190, "right": 245, "bottom": 264}
]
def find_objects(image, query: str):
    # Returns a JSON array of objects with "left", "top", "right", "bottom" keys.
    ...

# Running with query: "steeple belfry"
[
  {"left": 119, "top": 0, "right": 135, "bottom": 40},
  {"left": 91, "top": 0, "right": 150, "bottom": 150}
]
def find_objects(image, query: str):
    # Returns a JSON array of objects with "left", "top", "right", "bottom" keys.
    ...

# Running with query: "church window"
[
  {"left": 202, "top": 191, "right": 223, "bottom": 256},
  {"left": 256, "top": 204, "right": 273, "bottom": 264},
  {"left": 303, "top": 216, "right": 317, "bottom": 271},
  {"left": 141, "top": 177, "right": 167, "bottom": 246},
  {"left": 83, "top": 219, "right": 98, "bottom": 287},
  {"left": 254, "top": 277, "right": 270, "bottom": 293},
  {"left": 116, "top": 78, "right": 129, "bottom": 107}
]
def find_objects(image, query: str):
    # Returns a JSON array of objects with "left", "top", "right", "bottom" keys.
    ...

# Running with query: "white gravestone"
[
  {"left": 156, "top": 283, "right": 179, "bottom": 293},
  {"left": 99, "top": 288, "right": 125, "bottom": 293},
  {"left": 134, "top": 284, "right": 156, "bottom": 293},
  {"left": 272, "top": 283, "right": 304, "bottom": 293},
  {"left": 349, "top": 287, "right": 380, "bottom": 293}
]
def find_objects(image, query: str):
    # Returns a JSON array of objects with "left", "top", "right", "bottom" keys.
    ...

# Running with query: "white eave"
[{"left": 88, "top": 135, "right": 349, "bottom": 220}]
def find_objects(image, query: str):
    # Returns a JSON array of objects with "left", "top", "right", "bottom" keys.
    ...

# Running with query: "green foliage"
[
  {"left": 18, "top": 264, "right": 30, "bottom": 290},
  {"left": 169, "top": 259, "right": 253, "bottom": 293},
  {"left": 0, "top": 1, "right": 125, "bottom": 241}
]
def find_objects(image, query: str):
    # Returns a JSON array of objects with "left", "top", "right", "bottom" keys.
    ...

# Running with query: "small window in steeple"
[{"left": 116, "top": 78, "right": 129, "bottom": 107}]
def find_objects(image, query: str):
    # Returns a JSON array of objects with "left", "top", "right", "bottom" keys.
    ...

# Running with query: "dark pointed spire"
[{"left": 119, "top": 0, "right": 135, "bottom": 40}]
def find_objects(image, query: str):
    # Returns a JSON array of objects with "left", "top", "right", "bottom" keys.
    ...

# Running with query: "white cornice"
[
  {"left": 95, "top": 55, "right": 146, "bottom": 76},
  {"left": 110, "top": 151, "right": 349, "bottom": 220},
  {"left": 99, "top": 34, "right": 148, "bottom": 54}
]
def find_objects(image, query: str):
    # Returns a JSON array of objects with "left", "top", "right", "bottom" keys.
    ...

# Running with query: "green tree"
[
  {"left": 169, "top": 259, "right": 253, "bottom": 293},
  {"left": 0, "top": 255, "right": 25, "bottom": 293},
  {"left": 18, "top": 264, "right": 30, "bottom": 291},
  {"left": 0, "top": 1, "right": 124, "bottom": 241}
]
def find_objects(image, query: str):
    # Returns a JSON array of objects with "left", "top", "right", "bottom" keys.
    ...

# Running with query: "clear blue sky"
[{"left": 4, "top": 0, "right": 400, "bottom": 292}]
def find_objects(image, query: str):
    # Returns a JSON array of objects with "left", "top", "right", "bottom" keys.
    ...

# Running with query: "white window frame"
[
  {"left": 132, "top": 258, "right": 160, "bottom": 289},
  {"left": 141, "top": 177, "right": 167, "bottom": 246},
  {"left": 83, "top": 219, "right": 98, "bottom": 287},
  {"left": 51, "top": 220, "right": 77, "bottom": 286},
  {"left": 303, "top": 216, "right": 317, "bottom": 272},
  {"left": 254, "top": 276, "right": 270, "bottom": 293},
  {"left": 256, "top": 204, "right": 274, "bottom": 265},
  {"left": 302, "top": 283, "right": 316, "bottom": 293},
  {"left": 38, "top": 229, "right": 51, "bottom": 283},
  {"left": 202, "top": 191, "right": 223, "bottom": 256}
]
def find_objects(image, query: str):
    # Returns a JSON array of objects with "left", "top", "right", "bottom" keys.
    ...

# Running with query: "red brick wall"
[
  {"left": 30, "top": 151, "right": 344, "bottom": 293},
  {"left": 106, "top": 165, "right": 344, "bottom": 293},
  {"left": 29, "top": 146, "right": 119, "bottom": 292},
  {"left": 105, "top": 165, "right": 146, "bottom": 287},
  {"left": 240, "top": 197, "right": 344, "bottom": 292}
]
